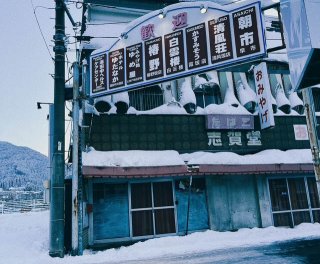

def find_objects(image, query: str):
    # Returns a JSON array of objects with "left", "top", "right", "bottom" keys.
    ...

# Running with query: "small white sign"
[
  {"left": 293, "top": 125, "right": 309, "bottom": 140},
  {"left": 254, "top": 62, "right": 275, "bottom": 129}
]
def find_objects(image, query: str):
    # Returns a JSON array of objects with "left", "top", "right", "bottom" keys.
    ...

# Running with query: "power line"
[{"left": 30, "top": 0, "right": 54, "bottom": 63}]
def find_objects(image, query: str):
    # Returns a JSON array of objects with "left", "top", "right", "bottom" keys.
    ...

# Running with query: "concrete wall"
[{"left": 206, "top": 174, "right": 272, "bottom": 231}]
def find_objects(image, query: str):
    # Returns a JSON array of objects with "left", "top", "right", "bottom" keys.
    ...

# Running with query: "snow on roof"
[
  {"left": 82, "top": 150, "right": 186, "bottom": 167},
  {"left": 82, "top": 149, "right": 312, "bottom": 167},
  {"left": 205, "top": 103, "right": 251, "bottom": 115},
  {"left": 182, "top": 149, "right": 312, "bottom": 165}
]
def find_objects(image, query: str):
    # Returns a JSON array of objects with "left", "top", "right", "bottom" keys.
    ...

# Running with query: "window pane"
[
  {"left": 269, "top": 179, "right": 290, "bottom": 211},
  {"left": 307, "top": 177, "right": 320, "bottom": 208},
  {"left": 153, "top": 182, "right": 173, "bottom": 207},
  {"left": 131, "top": 183, "right": 152, "bottom": 209},
  {"left": 288, "top": 178, "right": 308, "bottom": 209},
  {"left": 273, "top": 213, "right": 292, "bottom": 227},
  {"left": 293, "top": 211, "right": 311, "bottom": 225},
  {"left": 132, "top": 210, "right": 153, "bottom": 237},
  {"left": 312, "top": 210, "right": 320, "bottom": 223},
  {"left": 155, "top": 208, "right": 176, "bottom": 235}
]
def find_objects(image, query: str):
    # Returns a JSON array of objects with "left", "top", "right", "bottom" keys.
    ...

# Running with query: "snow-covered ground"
[{"left": 1, "top": 211, "right": 320, "bottom": 264}]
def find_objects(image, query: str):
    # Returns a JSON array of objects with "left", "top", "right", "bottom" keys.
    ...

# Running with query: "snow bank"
[{"left": 1, "top": 211, "right": 320, "bottom": 264}]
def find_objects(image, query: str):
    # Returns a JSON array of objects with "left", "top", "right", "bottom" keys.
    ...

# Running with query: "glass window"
[
  {"left": 155, "top": 208, "right": 176, "bottom": 234},
  {"left": 288, "top": 178, "right": 308, "bottom": 210},
  {"left": 307, "top": 177, "right": 320, "bottom": 208},
  {"left": 129, "top": 85, "right": 163, "bottom": 111},
  {"left": 312, "top": 210, "right": 320, "bottom": 223},
  {"left": 130, "top": 181, "right": 176, "bottom": 237},
  {"left": 293, "top": 211, "right": 311, "bottom": 225},
  {"left": 273, "top": 213, "right": 292, "bottom": 227},
  {"left": 153, "top": 181, "right": 174, "bottom": 207},
  {"left": 269, "top": 179, "right": 290, "bottom": 211},
  {"left": 131, "top": 183, "right": 152, "bottom": 209},
  {"left": 132, "top": 210, "right": 153, "bottom": 237}
]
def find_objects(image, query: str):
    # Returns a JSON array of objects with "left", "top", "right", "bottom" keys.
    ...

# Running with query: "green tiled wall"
[{"left": 83, "top": 114, "right": 310, "bottom": 154}]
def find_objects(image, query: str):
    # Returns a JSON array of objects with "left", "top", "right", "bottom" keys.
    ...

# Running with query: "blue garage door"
[{"left": 93, "top": 183, "right": 130, "bottom": 240}]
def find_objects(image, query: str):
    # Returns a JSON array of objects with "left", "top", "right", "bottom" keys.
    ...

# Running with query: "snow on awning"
[
  {"left": 82, "top": 149, "right": 314, "bottom": 178},
  {"left": 82, "top": 150, "right": 185, "bottom": 167}
]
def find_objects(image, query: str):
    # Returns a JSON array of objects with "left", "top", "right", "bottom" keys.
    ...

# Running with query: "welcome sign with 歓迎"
[{"left": 90, "top": 1, "right": 266, "bottom": 97}]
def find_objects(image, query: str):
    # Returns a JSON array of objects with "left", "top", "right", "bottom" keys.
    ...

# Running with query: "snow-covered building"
[{"left": 69, "top": 0, "right": 320, "bottom": 250}]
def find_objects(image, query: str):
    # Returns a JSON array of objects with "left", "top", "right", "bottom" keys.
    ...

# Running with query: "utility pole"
[
  {"left": 72, "top": 62, "right": 80, "bottom": 255},
  {"left": 49, "top": 0, "right": 66, "bottom": 258},
  {"left": 302, "top": 88, "right": 320, "bottom": 201}
]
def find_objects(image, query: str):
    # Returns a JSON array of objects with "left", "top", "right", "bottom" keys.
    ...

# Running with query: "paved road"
[{"left": 104, "top": 238, "right": 320, "bottom": 264}]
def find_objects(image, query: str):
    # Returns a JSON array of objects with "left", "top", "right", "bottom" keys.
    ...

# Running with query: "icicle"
[
  {"left": 94, "top": 95, "right": 112, "bottom": 113},
  {"left": 112, "top": 92, "right": 129, "bottom": 114},
  {"left": 286, "top": 75, "right": 304, "bottom": 114},
  {"left": 235, "top": 73, "right": 257, "bottom": 113},
  {"left": 179, "top": 76, "right": 196, "bottom": 114},
  {"left": 274, "top": 74, "right": 291, "bottom": 114},
  {"left": 224, "top": 72, "right": 240, "bottom": 107}
]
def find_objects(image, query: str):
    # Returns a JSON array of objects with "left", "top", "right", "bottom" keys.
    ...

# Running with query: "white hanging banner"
[{"left": 254, "top": 62, "right": 275, "bottom": 129}]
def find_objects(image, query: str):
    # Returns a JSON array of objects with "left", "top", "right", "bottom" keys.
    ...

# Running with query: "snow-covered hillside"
[{"left": 0, "top": 141, "right": 49, "bottom": 190}]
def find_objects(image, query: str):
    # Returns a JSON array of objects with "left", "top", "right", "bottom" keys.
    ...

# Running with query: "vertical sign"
[
  {"left": 254, "top": 62, "right": 275, "bottom": 129},
  {"left": 186, "top": 23, "right": 208, "bottom": 69},
  {"left": 145, "top": 37, "right": 164, "bottom": 80},
  {"left": 108, "top": 48, "right": 125, "bottom": 89},
  {"left": 164, "top": 30, "right": 185, "bottom": 75},
  {"left": 208, "top": 15, "right": 233, "bottom": 64},
  {"left": 126, "top": 43, "right": 143, "bottom": 85},
  {"left": 233, "top": 6, "right": 260, "bottom": 57},
  {"left": 91, "top": 54, "right": 107, "bottom": 93}
]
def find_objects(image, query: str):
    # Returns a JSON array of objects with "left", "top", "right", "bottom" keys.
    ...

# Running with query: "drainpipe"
[{"left": 302, "top": 88, "right": 320, "bottom": 202}]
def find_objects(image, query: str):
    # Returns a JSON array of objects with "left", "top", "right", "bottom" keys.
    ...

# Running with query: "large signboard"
[
  {"left": 206, "top": 114, "right": 254, "bottom": 130},
  {"left": 90, "top": 1, "right": 266, "bottom": 97},
  {"left": 281, "top": 0, "right": 320, "bottom": 91}
]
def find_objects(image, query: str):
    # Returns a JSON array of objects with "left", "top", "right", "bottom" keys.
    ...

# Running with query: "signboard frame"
[{"left": 90, "top": 1, "right": 266, "bottom": 97}]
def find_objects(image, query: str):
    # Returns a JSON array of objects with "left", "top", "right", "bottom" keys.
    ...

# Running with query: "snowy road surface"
[
  {"left": 104, "top": 238, "right": 320, "bottom": 264},
  {"left": 1, "top": 211, "right": 320, "bottom": 264}
]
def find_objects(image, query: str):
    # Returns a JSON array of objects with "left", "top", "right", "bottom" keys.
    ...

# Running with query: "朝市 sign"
[{"left": 90, "top": 1, "right": 266, "bottom": 97}]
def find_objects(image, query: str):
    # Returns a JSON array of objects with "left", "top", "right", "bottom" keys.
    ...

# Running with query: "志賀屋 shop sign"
[{"left": 90, "top": 1, "right": 266, "bottom": 97}]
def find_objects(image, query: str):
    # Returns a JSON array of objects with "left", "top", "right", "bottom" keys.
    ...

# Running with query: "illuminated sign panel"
[
  {"left": 186, "top": 23, "right": 208, "bottom": 70},
  {"left": 90, "top": 1, "right": 266, "bottom": 97}
]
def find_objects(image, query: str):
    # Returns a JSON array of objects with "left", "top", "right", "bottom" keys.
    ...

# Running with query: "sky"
[
  {"left": 1, "top": 210, "right": 320, "bottom": 263},
  {"left": 0, "top": 0, "right": 80, "bottom": 156}
]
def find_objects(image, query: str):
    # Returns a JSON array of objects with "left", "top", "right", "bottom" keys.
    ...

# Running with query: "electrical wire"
[{"left": 30, "top": 0, "right": 54, "bottom": 63}]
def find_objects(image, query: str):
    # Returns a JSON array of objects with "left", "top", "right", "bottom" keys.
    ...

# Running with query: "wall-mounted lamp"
[
  {"left": 120, "top": 32, "right": 128, "bottom": 39},
  {"left": 158, "top": 9, "right": 166, "bottom": 19},
  {"left": 200, "top": 4, "right": 208, "bottom": 14},
  {"left": 37, "top": 102, "right": 53, "bottom": 110}
]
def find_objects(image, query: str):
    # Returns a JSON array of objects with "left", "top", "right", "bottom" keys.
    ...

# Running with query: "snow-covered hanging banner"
[
  {"left": 90, "top": 1, "right": 266, "bottom": 97},
  {"left": 254, "top": 62, "right": 275, "bottom": 130}
]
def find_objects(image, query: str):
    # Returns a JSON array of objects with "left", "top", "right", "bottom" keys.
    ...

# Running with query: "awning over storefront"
[{"left": 82, "top": 149, "right": 314, "bottom": 178}]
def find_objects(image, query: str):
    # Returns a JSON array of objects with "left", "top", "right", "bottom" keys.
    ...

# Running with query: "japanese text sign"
[
  {"left": 254, "top": 62, "right": 275, "bottom": 129},
  {"left": 91, "top": 54, "right": 106, "bottom": 94},
  {"left": 90, "top": 1, "right": 265, "bottom": 97}
]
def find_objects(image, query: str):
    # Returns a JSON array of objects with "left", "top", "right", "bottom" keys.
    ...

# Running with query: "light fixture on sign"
[
  {"left": 158, "top": 9, "right": 166, "bottom": 19},
  {"left": 200, "top": 4, "right": 207, "bottom": 14},
  {"left": 120, "top": 32, "right": 128, "bottom": 39}
]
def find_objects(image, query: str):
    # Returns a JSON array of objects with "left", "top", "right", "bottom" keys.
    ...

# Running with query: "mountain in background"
[{"left": 0, "top": 141, "right": 49, "bottom": 190}]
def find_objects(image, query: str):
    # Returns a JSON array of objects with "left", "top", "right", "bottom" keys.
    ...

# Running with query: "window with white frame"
[{"left": 268, "top": 177, "right": 320, "bottom": 227}]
